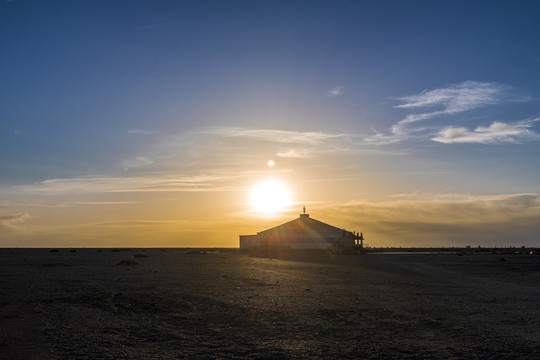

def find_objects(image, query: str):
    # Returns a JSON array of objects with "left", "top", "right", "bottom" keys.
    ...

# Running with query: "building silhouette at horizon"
[{"left": 239, "top": 212, "right": 362, "bottom": 250}]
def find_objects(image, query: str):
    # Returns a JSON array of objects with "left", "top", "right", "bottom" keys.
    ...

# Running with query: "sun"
[{"left": 249, "top": 179, "right": 292, "bottom": 215}]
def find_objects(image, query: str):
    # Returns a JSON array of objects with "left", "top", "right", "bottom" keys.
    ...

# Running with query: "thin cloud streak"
[
  {"left": 9, "top": 169, "right": 294, "bottom": 196},
  {"left": 199, "top": 126, "right": 349, "bottom": 145},
  {"left": 395, "top": 81, "right": 507, "bottom": 112},
  {"left": 276, "top": 149, "right": 311, "bottom": 158},
  {"left": 13, "top": 173, "right": 249, "bottom": 195},
  {"left": 64, "top": 201, "right": 137, "bottom": 206},
  {"left": 120, "top": 126, "right": 395, "bottom": 172},
  {"left": 185, "top": 126, "right": 373, "bottom": 160},
  {"left": 122, "top": 156, "right": 154, "bottom": 169},
  {"left": 433, "top": 118, "right": 540, "bottom": 144},
  {"left": 0, "top": 213, "right": 30, "bottom": 230}
]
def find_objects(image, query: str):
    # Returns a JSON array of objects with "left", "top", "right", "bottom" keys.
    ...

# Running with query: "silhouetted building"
[{"left": 239, "top": 213, "right": 356, "bottom": 250}]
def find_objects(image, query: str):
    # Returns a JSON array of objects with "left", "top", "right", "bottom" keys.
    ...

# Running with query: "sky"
[{"left": 1, "top": 0, "right": 540, "bottom": 247}]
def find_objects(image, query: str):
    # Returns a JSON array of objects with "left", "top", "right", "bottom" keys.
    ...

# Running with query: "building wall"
[
  {"left": 259, "top": 230, "right": 342, "bottom": 249},
  {"left": 239, "top": 214, "right": 352, "bottom": 250},
  {"left": 239, "top": 235, "right": 259, "bottom": 249}
]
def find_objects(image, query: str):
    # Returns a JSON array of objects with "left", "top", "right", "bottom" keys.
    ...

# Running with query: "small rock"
[{"left": 117, "top": 259, "right": 138, "bottom": 266}]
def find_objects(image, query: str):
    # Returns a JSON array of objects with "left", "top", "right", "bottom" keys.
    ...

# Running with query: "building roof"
[{"left": 257, "top": 213, "right": 346, "bottom": 236}]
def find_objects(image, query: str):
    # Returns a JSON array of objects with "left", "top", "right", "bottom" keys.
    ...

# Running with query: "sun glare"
[{"left": 250, "top": 179, "right": 292, "bottom": 215}]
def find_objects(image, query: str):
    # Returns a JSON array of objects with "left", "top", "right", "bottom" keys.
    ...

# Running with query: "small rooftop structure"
[{"left": 239, "top": 211, "right": 361, "bottom": 250}]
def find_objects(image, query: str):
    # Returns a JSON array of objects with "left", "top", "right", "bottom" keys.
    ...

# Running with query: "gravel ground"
[{"left": 1, "top": 248, "right": 539, "bottom": 359}]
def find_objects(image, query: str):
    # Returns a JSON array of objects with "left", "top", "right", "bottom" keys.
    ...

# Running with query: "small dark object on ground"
[
  {"left": 116, "top": 260, "right": 138, "bottom": 266},
  {"left": 500, "top": 257, "right": 507, "bottom": 262},
  {"left": 49, "top": 249, "right": 59, "bottom": 253},
  {"left": 70, "top": 249, "right": 76, "bottom": 253},
  {"left": 111, "top": 249, "right": 120, "bottom": 252},
  {"left": 42, "top": 263, "right": 70, "bottom": 267},
  {"left": 132, "top": 253, "right": 148, "bottom": 258}
]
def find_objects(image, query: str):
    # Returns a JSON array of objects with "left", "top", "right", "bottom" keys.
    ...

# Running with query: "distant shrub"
[{"left": 116, "top": 259, "right": 138, "bottom": 266}]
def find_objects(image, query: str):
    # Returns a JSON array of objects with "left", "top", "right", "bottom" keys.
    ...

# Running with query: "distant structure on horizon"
[{"left": 239, "top": 211, "right": 363, "bottom": 251}]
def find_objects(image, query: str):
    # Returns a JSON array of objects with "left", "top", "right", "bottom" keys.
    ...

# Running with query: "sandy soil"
[{"left": 1, "top": 248, "right": 539, "bottom": 359}]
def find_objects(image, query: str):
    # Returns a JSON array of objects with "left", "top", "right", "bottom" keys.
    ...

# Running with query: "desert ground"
[{"left": 1, "top": 248, "right": 539, "bottom": 359}]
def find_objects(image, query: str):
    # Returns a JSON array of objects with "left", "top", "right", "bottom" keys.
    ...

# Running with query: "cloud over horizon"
[{"left": 321, "top": 192, "right": 540, "bottom": 246}]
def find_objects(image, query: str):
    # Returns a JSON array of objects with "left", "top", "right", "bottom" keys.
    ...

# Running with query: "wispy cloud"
[
  {"left": 121, "top": 126, "right": 396, "bottom": 174},
  {"left": 47, "top": 174, "right": 242, "bottom": 193},
  {"left": 199, "top": 126, "right": 348, "bottom": 145},
  {"left": 122, "top": 156, "right": 154, "bottom": 169},
  {"left": 63, "top": 201, "right": 137, "bottom": 206},
  {"left": 433, "top": 118, "right": 540, "bottom": 144},
  {"left": 11, "top": 170, "right": 279, "bottom": 196},
  {"left": 392, "top": 81, "right": 511, "bottom": 136},
  {"left": 140, "top": 17, "right": 168, "bottom": 30},
  {"left": 395, "top": 81, "right": 507, "bottom": 112},
  {"left": 367, "top": 81, "right": 537, "bottom": 145},
  {"left": 276, "top": 149, "right": 311, "bottom": 158},
  {"left": 327, "top": 85, "right": 345, "bottom": 97},
  {"left": 5, "top": 126, "right": 366, "bottom": 198},
  {"left": 0, "top": 213, "right": 30, "bottom": 230},
  {"left": 191, "top": 126, "right": 365, "bottom": 159}
]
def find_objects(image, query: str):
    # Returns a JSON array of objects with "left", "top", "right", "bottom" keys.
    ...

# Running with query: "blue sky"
[{"left": 1, "top": 1, "right": 540, "bottom": 247}]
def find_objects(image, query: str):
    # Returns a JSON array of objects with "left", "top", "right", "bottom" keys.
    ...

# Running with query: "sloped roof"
[{"left": 257, "top": 214, "right": 346, "bottom": 236}]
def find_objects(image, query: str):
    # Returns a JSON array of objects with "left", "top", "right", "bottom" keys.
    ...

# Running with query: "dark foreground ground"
[{"left": 1, "top": 248, "right": 539, "bottom": 359}]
